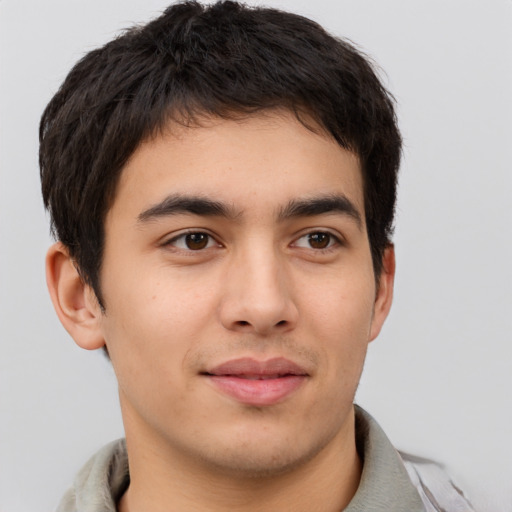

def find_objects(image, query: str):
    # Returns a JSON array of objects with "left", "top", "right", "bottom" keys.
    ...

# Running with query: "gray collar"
[
  {"left": 346, "top": 406, "right": 425, "bottom": 511},
  {"left": 56, "top": 406, "right": 424, "bottom": 512}
]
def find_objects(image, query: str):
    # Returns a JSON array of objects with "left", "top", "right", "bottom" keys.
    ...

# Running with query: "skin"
[{"left": 46, "top": 111, "right": 395, "bottom": 512}]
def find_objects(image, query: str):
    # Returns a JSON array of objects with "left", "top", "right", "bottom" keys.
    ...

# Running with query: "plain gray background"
[{"left": 1, "top": 1, "right": 511, "bottom": 511}]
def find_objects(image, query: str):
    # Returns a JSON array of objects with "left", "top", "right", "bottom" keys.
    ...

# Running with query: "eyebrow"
[
  {"left": 137, "top": 193, "right": 362, "bottom": 228},
  {"left": 278, "top": 195, "right": 362, "bottom": 228},
  {"left": 137, "top": 194, "right": 239, "bottom": 223}
]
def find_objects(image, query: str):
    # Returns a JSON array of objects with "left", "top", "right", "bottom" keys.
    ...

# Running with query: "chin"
[{"left": 191, "top": 429, "right": 337, "bottom": 480}]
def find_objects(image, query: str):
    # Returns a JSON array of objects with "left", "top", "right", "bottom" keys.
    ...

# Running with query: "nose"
[{"left": 219, "top": 246, "right": 299, "bottom": 336}]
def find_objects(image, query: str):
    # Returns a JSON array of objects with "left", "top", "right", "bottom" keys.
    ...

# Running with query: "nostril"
[
  {"left": 237, "top": 320, "right": 250, "bottom": 326},
  {"left": 276, "top": 320, "right": 287, "bottom": 326}
]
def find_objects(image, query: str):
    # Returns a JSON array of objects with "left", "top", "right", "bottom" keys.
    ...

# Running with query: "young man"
[{"left": 40, "top": 1, "right": 474, "bottom": 511}]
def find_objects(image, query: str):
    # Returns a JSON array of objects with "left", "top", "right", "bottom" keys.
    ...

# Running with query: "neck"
[{"left": 118, "top": 408, "right": 362, "bottom": 512}]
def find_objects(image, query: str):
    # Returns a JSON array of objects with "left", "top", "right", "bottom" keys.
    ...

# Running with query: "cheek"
[
  {"left": 304, "top": 269, "right": 375, "bottom": 335},
  {"left": 302, "top": 270, "right": 375, "bottom": 376},
  {"left": 103, "top": 261, "right": 217, "bottom": 334},
  {"left": 100, "top": 282, "right": 207, "bottom": 427},
  {"left": 100, "top": 264, "right": 224, "bottom": 402}
]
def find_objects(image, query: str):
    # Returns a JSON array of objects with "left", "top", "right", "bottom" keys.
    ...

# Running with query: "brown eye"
[
  {"left": 185, "top": 233, "right": 210, "bottom": 250},
  {"left": 166, "top": 232, "right": 217, "bottom": 251},
  {"left": 307, "top": 232, "right": 331, "bottom": 249}
]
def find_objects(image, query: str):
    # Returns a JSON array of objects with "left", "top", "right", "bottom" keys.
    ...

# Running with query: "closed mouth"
[{"left": 202, "top": 357, "right": 308, "bottom": 406}]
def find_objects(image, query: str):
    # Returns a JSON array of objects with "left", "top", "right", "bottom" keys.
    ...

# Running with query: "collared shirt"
[{"left": 56, "top": 406, "right": 473, "bottom": 512}]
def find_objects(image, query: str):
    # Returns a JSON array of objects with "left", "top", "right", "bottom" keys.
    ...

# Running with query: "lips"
[{"left": 203, "top": 357, "right": 308, "bottom": 406}]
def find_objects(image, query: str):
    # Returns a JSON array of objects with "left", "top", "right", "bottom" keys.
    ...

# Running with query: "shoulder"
[
  {"left": 353, "top": 406, "right": 475, "bottom": 512},
  {"left": 55, "top": 439, "right": 129, "bottom": 512},
  {"left": 400, "top": 452, "right": 475, "bottom": 512}
]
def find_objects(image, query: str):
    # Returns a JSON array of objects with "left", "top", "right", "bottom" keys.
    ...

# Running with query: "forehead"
[{"left": 110, "top": 111, "right": 364, "bottom": 222}]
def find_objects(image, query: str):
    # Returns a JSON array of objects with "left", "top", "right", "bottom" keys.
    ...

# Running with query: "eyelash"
[
  {"left": 163, "top": 231, "right": 220, "bottom": 251},
  {"left": 162, "top": 230, "right": 343, "bottom": 252},
  {"left": 292, "top": 231, "right": 343, "bottom": 251}
]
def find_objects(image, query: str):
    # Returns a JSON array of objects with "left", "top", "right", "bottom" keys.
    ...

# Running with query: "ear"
[
  {"left": 45, "top": 242, "right": 105, "bottom": 350},
  {"left": 369, "top": 245, "right": 396, "bottom": 342}
]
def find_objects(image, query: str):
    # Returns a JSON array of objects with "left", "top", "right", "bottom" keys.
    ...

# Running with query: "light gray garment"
[
  {"left": 55, "top": 406, "right": 474, "bottom": 512},
  {"left": 347, "top": 407, "right": 474, "bottom": 512}
]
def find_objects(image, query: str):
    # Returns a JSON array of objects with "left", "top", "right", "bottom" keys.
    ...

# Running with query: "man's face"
[{"left": 96, "top": 111, "right": 393, "bottom": 477}]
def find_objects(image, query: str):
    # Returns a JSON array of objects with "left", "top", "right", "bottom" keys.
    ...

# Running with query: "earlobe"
[
  {"left": 369, "top": 245, "right": 396, "bottom": 342},
  {"left": 45, "top": 242, "right": 105, "bottom": 350}
]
